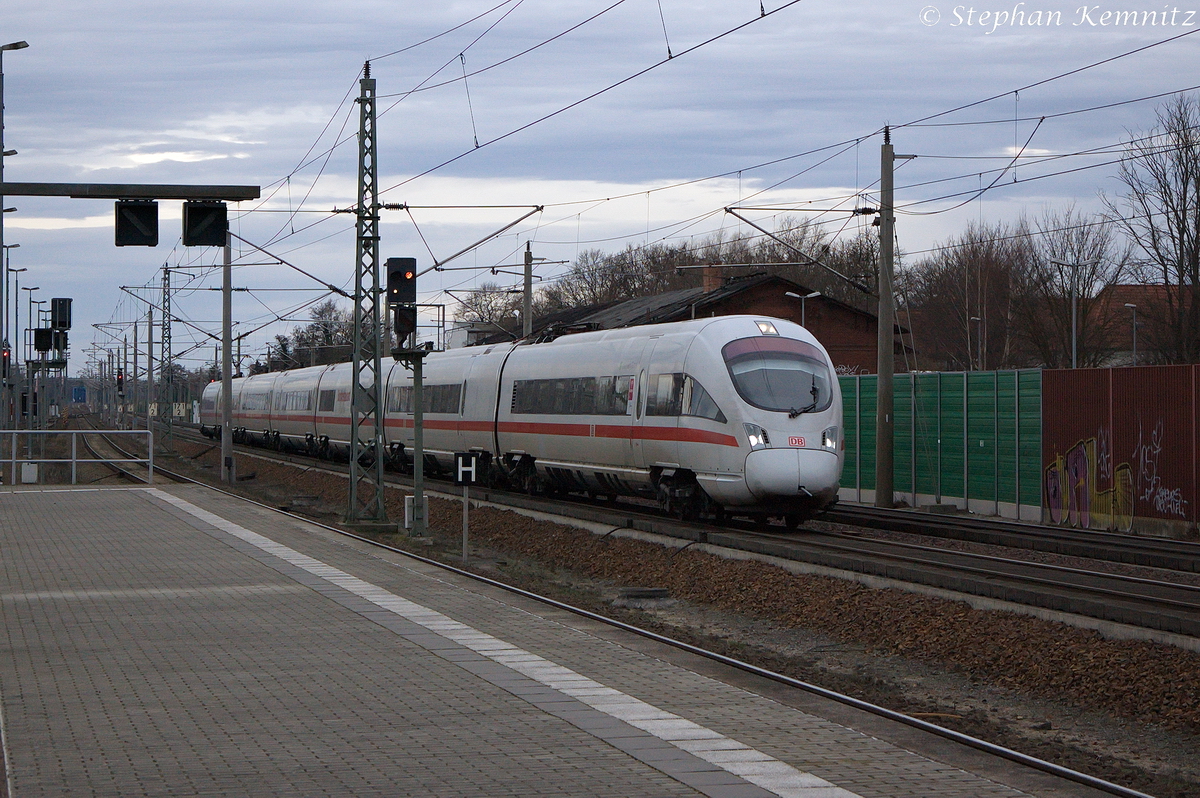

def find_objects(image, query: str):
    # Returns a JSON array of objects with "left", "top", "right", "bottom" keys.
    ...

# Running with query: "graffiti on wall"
[
  {"left": 1133, "top": 418, "right": 1190, "bottom": 518},
  {"left": 1045, "top": 431, "right": 1133, "bottom": 532}
]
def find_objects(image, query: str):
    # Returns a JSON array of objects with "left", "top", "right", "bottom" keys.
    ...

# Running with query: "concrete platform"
[{"left": 0, "top": 485, "right": 1115, "bottom": 797}]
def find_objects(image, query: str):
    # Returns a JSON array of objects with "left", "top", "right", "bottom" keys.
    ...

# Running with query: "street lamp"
[
  {"left": 785, "top": 290, "right": 822, "bottom": 327},
  {"left": 24, "top": 290, "right": 40, "bottom": 363},
  {"left": 1124, "top": 303, "right": 1138, "bottom": 366},
  {"left": 1, "top": 243, "right": 16, "bottom": 341},
  {"left": 969, "top": 316, "right": 984, "bottom": 371},
  {"left": 0, "top": 244, "right": 16, "bottom": 429},
  {"left": 1049, "top": 258, "right": 1099, "bottom": 369},
  {"left": 1, "top": 42, "right": 29, "bottom": 371}
]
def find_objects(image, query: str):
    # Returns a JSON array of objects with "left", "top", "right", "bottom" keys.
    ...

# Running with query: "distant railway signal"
[
  {"left": 386, "top": 257, "right": 418, "bottom": 340},
  {"left": 387, "top": 257, "right": 417, "bottom": 305},
  {"left": 33, "top": 327, "right": 52, "bottom": 353},
  {"left": 114, "top": 200, "right": 159, "bottom": 247},
  {"left": 182, "top": 201, "right": 228, "bottom": 247},
  {"left": 51, "top": 297, "right": 71, "bottom": 330}
]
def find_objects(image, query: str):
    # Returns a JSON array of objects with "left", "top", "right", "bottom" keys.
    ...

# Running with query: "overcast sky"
[{"left": 2, "top": 0, "right": 1196, "bottom": 374}]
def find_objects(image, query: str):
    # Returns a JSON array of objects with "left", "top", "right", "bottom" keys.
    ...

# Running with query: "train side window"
[
  {"left": 646, "top": 373, "right": 683, "bottom": 417},
  {"left": 635, "top": 371, "right": 645, "bottom": 420},
  {"left": 318, "top": 389, "right": 336, "bottom": 413},
  {"left": 512, "top": 376, "right": 633, "bottom": 415},
  {"left": 428, "top": 383, "right": 461, "bottom": 414},
  {"left": 387, "top": 386, "right": 411, "bottom": 413},
  {"left": 682, "top": 376, "right": 727, "bottom": 424}
]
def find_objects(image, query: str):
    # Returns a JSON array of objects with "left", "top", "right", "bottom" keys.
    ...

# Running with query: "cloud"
[{"left": 6, "top": 214, "right": 112, "bottom": 230}]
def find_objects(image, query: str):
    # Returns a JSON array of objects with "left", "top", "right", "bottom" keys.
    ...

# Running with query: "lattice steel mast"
[
  {"left": 160, "top": 263, "right": 172, "bottom": 440},
  {"left": 347, "top": 62, "right": 389, "bottom": 524}
]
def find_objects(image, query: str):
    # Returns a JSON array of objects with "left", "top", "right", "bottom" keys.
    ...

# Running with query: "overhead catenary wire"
[{"left": 120, "top": 15, "right": 1200, "bottom": 363}]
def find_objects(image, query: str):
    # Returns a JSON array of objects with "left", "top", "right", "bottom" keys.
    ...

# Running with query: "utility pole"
[
  {"left": 132, "top": 320, "right": 138, "bottom": 428},
  {"left": 146, "top": 306, "right": 154, "bottom": 437},
  {"left": 222, "top": 233, "right": 234, "bottom": 483},
  {"left": 876, "top": 127, "right": 915, "bottom": 510},
  {"left": 347, "top": 61, "right": 390, "bottom": 527},
  {"left": 523, "top": 241, "right": 533, "bottom": 338},
  {"left": 121, "top": 335, "right": 128, "bottom": 429},
  {"left": 1125, "top": 302, "right": 1138, "bottom": 365}
]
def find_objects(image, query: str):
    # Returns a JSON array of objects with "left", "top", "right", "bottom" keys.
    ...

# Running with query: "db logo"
[{"left": 788, "top": 436, "right": 805, "bottom": 447}]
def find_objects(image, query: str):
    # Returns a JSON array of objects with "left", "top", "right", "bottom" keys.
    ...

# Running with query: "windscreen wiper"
[{"left": 788, "top": 376, "right": 821, "bottom": 418}]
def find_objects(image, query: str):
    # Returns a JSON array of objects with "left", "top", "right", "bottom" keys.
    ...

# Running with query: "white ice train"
[{"left": 200, "top": 315, "right": 844, "bottom": 525}]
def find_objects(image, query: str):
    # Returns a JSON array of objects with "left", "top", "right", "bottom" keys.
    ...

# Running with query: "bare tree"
[
  {"left": 1016, "top": 207, "right": 1131, "bottom": 368},
  {"left": 904, "top": 221, "right": 1032, "bottom": 371},
  {"left": 452, "top": 281, "right": 523, "bottom": 338},
  {"left": 539, "top": 243, "right": 700, "bottom": 312},
  {"left": 291, "top": 298, "right": 353, "bottom": 350},
  {"left": 1106, "top": 94, "right": 1200, "bottom": 363}
]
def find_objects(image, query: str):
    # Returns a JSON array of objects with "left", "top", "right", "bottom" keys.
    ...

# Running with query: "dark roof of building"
[{"left": 472, "top": 272, "right": 882, "bottom": 345}]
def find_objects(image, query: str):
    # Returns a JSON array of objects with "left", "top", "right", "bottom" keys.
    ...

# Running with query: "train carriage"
[{"left": 200, "top": 315, "right": 843, "bottom": 524}]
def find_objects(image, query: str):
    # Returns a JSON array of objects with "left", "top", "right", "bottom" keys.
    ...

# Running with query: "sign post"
[{"left": 454, "top": 452, "right": 479, "bottom": 565}]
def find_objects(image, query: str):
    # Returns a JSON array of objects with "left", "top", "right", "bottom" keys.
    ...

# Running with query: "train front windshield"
[{"left": 722, "top": 336, "right": 833, "bottom": 414}]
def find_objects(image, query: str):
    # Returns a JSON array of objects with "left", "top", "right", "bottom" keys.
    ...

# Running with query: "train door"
[
  {"left": 618, "top": 337, "right": 648, "bottom": 470},
  {"left": 633, "top": 334, "right": 687, "bottom": 470}
]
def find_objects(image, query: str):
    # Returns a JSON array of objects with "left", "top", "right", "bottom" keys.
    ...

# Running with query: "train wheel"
[{"left": 784, "top": 513, "right": 803, "bottom": 530}]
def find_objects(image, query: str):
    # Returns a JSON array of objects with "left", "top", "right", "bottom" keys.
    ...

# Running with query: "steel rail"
[
  {"left": 742, "top": 529, "right": 1200, "bottom": 621},
  {"left": 827, "top": 505, "right": 1200, "bottom": 572},
  {"left": 772, "top": 529, "right": 1200, "bottom": 601},
  {"left": 161, "top": 424, "right": 1200, "bottom": 633}
]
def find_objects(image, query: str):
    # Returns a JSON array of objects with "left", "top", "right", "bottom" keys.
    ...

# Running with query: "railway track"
[
  {"left": 827, "top": 504, "right": 1200, "bottom": 573},
  {"left": 71, "top": 418, "right": 180, "bottom": 485},
  {"left": 124, "top": 421, "right": 1200, "bottom": 640}
]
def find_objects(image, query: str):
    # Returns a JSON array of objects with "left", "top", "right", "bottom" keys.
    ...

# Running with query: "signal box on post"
[
  {"left": 183, "top": 201, "right": 228, "bottom": 247},
  {"left": 51, "top": 298, "right": 72, "bottom": 330},
  {"left": 33, "top": 328, "right": 53, "bottom": 353},
  {"left": 386, "top": 257, "right": 418, "bottom": 341},
  {"left": 114, "top": 200, "right": 159, "bottom": 247}
]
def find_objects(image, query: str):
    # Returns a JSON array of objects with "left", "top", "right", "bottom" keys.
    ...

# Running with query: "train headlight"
[
  {"left": 821, "top": 425, "right": 839, "bottom": 449},
  {"left": 744, "top": 423, "right": 770, "bottom": 450}
]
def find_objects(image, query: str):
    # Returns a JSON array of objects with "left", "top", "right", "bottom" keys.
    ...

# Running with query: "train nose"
[{"left": 744, "top": 448, "right": 840, "bottom": 500}]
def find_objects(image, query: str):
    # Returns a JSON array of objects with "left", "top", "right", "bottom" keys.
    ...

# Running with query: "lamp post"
[
  {"left": 1, "top": 39, "right": 29, "bottom": 437},
  {"left": 1, "top": 244, "right": 16, "bottom": 429},
  {"left": 969, "top": 316, "right": 984, "bottom": 370},
  {"left": 8, "top": 266, "right": 25, "bottom": 428},
  {"left": 785, "top": 290, "right": 822, "bottom": 327},
  {"left": 23, "top": 288, "right": 39, "bottom": 363},
  {"left": 1124, "top": 302, "right": 1138, "bottom": 366},
  {"left": 1049, "top": 258, "right": 1098, "bottom": 369},
  {"left": 1, "top": 41, "right": 30, "bottom": 374}
]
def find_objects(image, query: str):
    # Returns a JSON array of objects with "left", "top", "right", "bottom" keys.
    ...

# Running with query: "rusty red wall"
[{"left": 1043, "top": 366, "right": 1197, "bottom": 534}]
